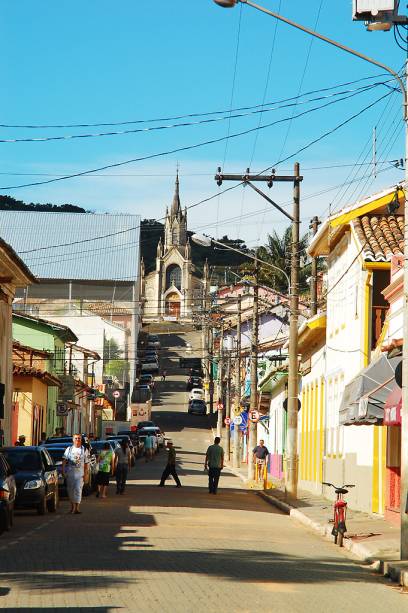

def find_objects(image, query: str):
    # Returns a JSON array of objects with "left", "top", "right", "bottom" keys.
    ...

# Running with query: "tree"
[
  {"left": 245, "top": 226, "right": 313, "bottom": 295},
  {"left": 103, "top": 337, "right": 123, "bottom": 363},
  {"left": 0, "top": 194, "right": 88, "bottom": 213},
  {"left": 105, "top": 359, "right": 129, "bottom": 382}
]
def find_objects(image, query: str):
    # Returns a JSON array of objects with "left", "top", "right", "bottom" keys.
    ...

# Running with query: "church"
[{"left": 142, "top": 174, "right": 209, "bottom": 321}]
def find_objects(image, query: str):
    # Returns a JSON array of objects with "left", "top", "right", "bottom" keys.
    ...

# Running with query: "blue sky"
[{"left": 0, "top": 0, "right": 405, "bottom": 248}]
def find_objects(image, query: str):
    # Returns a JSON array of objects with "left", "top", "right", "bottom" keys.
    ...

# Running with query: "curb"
[{"left": 225, "top": 462, "right": 408, "bottom": 588}]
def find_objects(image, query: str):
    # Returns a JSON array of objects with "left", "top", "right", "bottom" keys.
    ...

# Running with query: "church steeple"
[{"left": 171, "top": 172, "right": 181, "bottom": 218}]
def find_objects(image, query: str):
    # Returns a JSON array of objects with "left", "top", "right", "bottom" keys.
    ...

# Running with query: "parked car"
[
  {"left": 148, "top": 335, "right": 161, "bottom": 349},
  {"left": 138, "top": 426, "right": 165, "bottom": 448},
  {"left": 186, "top": 376, "right": 203, "bottom": 391},
  {"left": 45, "top": 436, "right": 73, "bottom": 446},
  {"left": 0, "top": 452, "right": 16, "bottom": 533},
  {"left": 139, "top": 374, "right": 155, "bottom": 389},
  {"left": 188, "top": 399, "right": 207, "bottom": 416},
  {"left": 1, "top": 446, "right": 58, "bottom": 514},
  {"left": 141, "top": 361, "right": 159, "bottom": 373},
  {"left": 117, "top": 430, "right": 145, "bottom": 457},
  {"left": 189, "top": 388, "right": 204, "bottom": 401},
  {"left": 137, "top": 430, "right": 158, "bottom": 453},
  {"left": 135, "top": 420, "right": 155, "bottom": 430}
]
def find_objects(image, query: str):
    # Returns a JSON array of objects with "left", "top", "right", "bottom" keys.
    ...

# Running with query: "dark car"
[
  {"left": 139, "top": 374, "right": 155, "bottom": 389},
  {"left": 135, "top": 420, "right": 155, "bottom": 430},
  {"left": 1, "top": 446, "right": 58, "bottom": 515},
  {"left": 186, "top": 376, "right": 203, "bottom": 391},
  {"left": 117, "top": 430, "right": 145, "bottom": 457},
  {"left": 46, "top": 445, "right": 69, "bottom": 496},
  {"left": 188, "top": 400, "right": 207, "bottom": 416},
  {"left": 0, "top": 452, "right": 16, "bottom": 533}
]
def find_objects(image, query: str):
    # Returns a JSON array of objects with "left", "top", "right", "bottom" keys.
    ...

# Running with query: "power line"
[{"left": 1, "top": 87, "right": 391, "bottom": 193}]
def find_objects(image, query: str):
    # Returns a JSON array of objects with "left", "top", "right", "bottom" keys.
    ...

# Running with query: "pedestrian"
[
  {"left": 161, "top": 369, "right": 167, "bottom": 382},
  {"left": 15, "top": 435, "right": 26, "bottom": 447},
  {"left": 62, "top": 433, "right": 90, "bottom": 514},
  {"left": 158, "top": 441, "right": 181, "bottom": 487},
  {"left": 39, "top": 432, "right": 47, "bottom": 445},
  {"left": 144, "top": 432, "right": 154, "bottom": 462},
  {"left": 252, "top": 439, "right": 269, "bottom": 465},
  {"left": 114, "top": 438, "right": 131, "bottom": 494},
  {"left": 205, "top": 436, "right": 224, "bottom": 494},
  {"left": 96, "top": 442, "right": 114, "bottom": 499}
]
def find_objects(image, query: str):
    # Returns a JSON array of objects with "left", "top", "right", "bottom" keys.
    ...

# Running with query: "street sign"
[
  {"left": 56, "top": 402, "right": 68, "bottom": 416},
  {"left": 217, "top": 402, "right": 224, "bottom": 411},
  {"left": 224, "top": 417, "right": 231, "bottom": 426},
  {"left": 113, "top": 390, "right": 120, "bottom": 399},
  {"left": 233, "top": 415, "right": 242, "bottom": 426},
  {"left": 249, "top": 410, "right": 260, "bottom": 423}
]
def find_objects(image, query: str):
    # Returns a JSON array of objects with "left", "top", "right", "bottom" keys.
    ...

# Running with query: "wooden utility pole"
[
  {"left": 233, "top": 295, "right": 242, "bottom": 469},
  {"left": 309, "top": 215, "right": 321, "bottom": 317},
  {"left": 247, "top": 265, "right": 259, "bottom": 481},
  {"left": 217, "top": 323, "right": 224, "bottom": 438}
]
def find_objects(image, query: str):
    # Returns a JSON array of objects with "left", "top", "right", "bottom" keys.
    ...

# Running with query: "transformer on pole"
[{"left": 352, "top": 0, "right": 407, "bottom": 30}]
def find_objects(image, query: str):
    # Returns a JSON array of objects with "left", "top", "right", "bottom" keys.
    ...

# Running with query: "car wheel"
[
  {"left": 47, "top": 489, "right": 58, "bottom": 513},
  {"left": 37, "top": 495, "right": 47, "bottom": 515}
]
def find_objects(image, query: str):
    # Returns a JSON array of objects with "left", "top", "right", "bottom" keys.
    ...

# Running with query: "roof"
[
  {"left": 13, "top": 311, "right": 78, "bottom": 343},
  {"left": 0, "top": 237, "right": 36, "bottom": 285},
  {"left": 13, "top": 364, "right": 62, "bottom": 387},
  {"left": 352, "top": 215, "right": 404, "bottom": 262},
  {"left": 308, "top": 183, "right": 404, "bottom": 258},
  {"left": 0, "top": 211, "right": 140, "bottom": 282}
]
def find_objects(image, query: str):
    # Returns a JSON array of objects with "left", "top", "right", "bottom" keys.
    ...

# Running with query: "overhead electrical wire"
[
  {"left": 1, "top": 72, "right": 393, "bottom": 130},
  {"left": 1, "top": 87, "right": 393, "bottom": 193}
]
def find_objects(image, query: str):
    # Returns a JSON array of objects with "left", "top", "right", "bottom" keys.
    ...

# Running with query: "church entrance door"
[{"left": 165, "top": 292, "right": 181, "bottom": 318}]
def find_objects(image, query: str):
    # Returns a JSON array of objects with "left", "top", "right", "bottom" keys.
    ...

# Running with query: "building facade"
[{"left": 143, "top": 175, "right": 207, "bottom": 321}]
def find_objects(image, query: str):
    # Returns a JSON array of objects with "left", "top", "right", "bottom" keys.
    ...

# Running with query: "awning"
[
  {"left": 384, "top": 385, "right": 402, "bottom": 426},
  {"left": 339, "top": 355, "right": 399, "bottom": 426}
]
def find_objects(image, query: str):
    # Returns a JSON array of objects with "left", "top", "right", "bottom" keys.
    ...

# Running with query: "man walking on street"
[
  {"left": 158, "top": 440, "right": 181, "bottom": 487},
  {"left": 205, "top": 436, "right": 224, "bottom": 494},
  {"left": 253, "top": 439, "right": 269, "bottom": 465}
]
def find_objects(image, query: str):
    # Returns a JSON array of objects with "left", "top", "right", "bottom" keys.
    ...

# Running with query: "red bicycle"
[{"left": 322, "top": 482, "right": 355, "bottom": 547}]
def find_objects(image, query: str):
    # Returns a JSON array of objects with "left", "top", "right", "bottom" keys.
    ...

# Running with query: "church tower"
[{"left": 142, "top": 173, "right": 206, "bottom": 322}]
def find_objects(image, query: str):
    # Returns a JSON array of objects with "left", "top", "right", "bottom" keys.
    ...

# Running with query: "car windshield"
[
  {"left": 92, "top": 441, "right": 114, "bottom": 451},
  {"left": 3, "top": 449, "right": 42, "bottom": 471},
  {"left": 47, "top": 448, "right": 67, "bottom": 462}
]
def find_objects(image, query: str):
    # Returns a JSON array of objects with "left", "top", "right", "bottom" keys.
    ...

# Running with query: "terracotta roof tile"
[{"left": 352, "top": 215, "right": 404, "bottom": 261}]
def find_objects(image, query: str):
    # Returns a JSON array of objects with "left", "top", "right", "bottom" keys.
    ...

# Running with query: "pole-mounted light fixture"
[{"left": 213, "top": 0, "right": 238, "bottom": 6}]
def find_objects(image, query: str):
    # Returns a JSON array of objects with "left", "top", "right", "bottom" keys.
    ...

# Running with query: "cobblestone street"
[{"left": 0, "top": 331, "right": 407, "bottom": 612}]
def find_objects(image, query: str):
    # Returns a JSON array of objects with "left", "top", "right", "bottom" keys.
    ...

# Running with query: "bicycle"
[{"left": 322, "top": 481, "right": 355, "bottom": 547}]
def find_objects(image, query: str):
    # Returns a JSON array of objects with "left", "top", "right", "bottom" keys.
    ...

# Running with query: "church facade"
[{"left": 142, "top": 175, "right": 209, "bottom": 322}]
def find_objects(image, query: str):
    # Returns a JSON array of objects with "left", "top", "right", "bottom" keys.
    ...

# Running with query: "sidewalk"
[{"left": 226, "top": 462, "right": 408, "bottom": 588}]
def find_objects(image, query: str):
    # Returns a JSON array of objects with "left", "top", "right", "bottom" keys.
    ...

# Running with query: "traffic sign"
[
  {"left": 217, "top": 402, "right": 224, "bottom": 411},
  {"left": 249, "top": 410, "right": 260, "bottom": 423},
  {"left": 224, "top": 417, "right": 231, "bottom": 426},
  {"left": 113, "top": 390, "right": 120, "bottom": 399},
  {"left": 233, "top": 415, "right": 242, "bottom": 426}
]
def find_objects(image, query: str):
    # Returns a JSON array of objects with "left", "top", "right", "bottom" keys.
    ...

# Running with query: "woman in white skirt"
[{"left": 62, "top": 434, "right": 90, "bottom": 514}]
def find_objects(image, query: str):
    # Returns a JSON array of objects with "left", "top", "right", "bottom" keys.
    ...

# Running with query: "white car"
[{"left": 189, "top": 388, "right": 204, "bottom": 401}]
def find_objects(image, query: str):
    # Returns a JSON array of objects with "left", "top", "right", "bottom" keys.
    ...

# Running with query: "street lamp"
[{"left": 211, "top": 0, "right": 408, "bottom": 557}]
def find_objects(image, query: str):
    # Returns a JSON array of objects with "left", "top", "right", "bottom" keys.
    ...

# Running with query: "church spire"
[{"left": 171, "top": 171, "right": 181, "bottom": 217}]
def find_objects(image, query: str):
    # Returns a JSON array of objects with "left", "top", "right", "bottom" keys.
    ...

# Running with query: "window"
[{"left": 166, "top": 265, "right": 182, "bottom": 290}]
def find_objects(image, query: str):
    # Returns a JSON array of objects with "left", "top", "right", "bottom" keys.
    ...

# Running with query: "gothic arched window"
[{"left": 166, "top": 264, "right": 182, "bottom": 290}]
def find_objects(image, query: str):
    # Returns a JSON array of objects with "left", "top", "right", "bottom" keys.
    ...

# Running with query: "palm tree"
[{"left": 240, "top": 226, "right": 313, "bottom": 295}]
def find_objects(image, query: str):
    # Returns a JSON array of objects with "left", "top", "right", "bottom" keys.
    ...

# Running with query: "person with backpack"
[
  {"left": 96, "top": 442, "right": 114, "bottom": 499},
  {"left": 62, "top": 434, "right": 90, "bottom": 514}
]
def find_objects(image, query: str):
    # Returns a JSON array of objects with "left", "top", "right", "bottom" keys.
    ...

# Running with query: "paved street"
[{"left": 0, "top": 329, "right": 407, "bottom": 612}]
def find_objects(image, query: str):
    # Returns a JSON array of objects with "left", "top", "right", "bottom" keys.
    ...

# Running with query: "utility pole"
[
  {"left": 225, "top": 351, "right": 231, "bottom": 458},
  {"left": 309, "top": 216, "right": 321, "bottom": 317},
  {"left": 285, "top": 162, "right": 301, "bottom": 497},
  {"left": 247, "top": 265, "right": 259, "bottom": 481},
  {"left": 217, "top": 323, "right": 224, "bottom": 438},
  {"left": 209, "top": 325, "right": 214, "bottom": 414},
  {"left": 233, "top": 294, "right": 242, "bottom": 469},
  {"left": 214, "top": 165, "right": 302, "bottom": 487}
]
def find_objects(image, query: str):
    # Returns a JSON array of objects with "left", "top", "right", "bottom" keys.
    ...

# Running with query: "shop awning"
[
  {"left": 339, "top": 355, "right": 399, "bottom": 426},
  {"left": 384, "top": 385, "right": 402, "bottom": 426}
]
